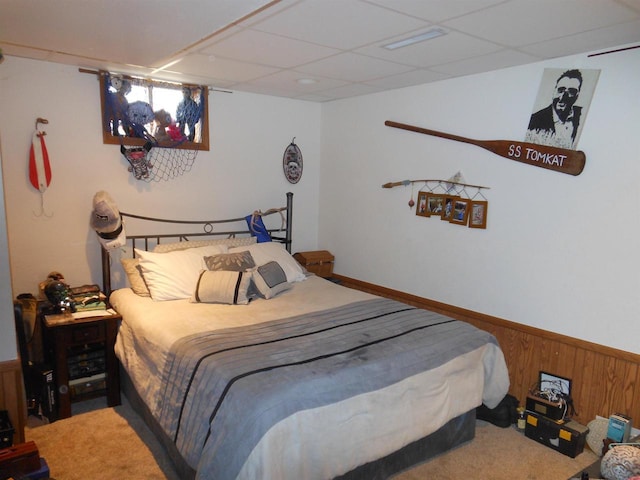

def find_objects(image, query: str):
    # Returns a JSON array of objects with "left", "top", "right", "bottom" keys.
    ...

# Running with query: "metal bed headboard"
[{"left": 101, "top": 192, "right": 293, "bottom": 295}]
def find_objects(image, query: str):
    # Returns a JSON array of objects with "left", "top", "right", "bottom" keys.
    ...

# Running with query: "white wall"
[
  {"left": 2, "top": 45, "right": 639, "bottom": 360},
  {"left": 0, "top": 57, "right": 322, "bottom": 297},
  {"left": 320, "top": 44, "right": 640, "bottom": 354}
]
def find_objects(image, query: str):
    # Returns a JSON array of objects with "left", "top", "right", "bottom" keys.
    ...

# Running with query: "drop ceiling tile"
[
  {"left": 443, "top": 0, "right": 640, "bottom": 48},
  {"left": 177, "top": 54, "right": 280, "bottom": 83},
  {"left": 618, "top": 0, "right": 640, "bottom": 10},
  {"left": 520, "top": 20, "right": 640, "bottom": 58},
  {"left": 250, "top": 0, "right": 428, "bottom": 49},
  {"left": 229, "top": 83, "right": 301, "bottom": 98},
  {"left": 295, "top": 52, "right": 414, "bottom": 82},
  {"left": 430, "top": 49, "right": 541, "bottom": 77},
  {"left": 201, "top": 29, "right": 339, "bottom": 68},
  {"left": 246, "top": 69, "right": 349, "bottom": 93},
  {"left": 363, "top": 68, "right": 451, "bottom": 89},
  {"left": 294, "top": 92, "right": 335, "bottom": 102},
  {"left": 236, "top": 0, "right": 302, "bottom": 26},
  {"left": 364, "top": 0, "right": 506, "bottom": 22},
  {"left": 0, "top": 43, "right": 52, "bottom": 61},
  {"left": 1, "top": 1, "right": 273, "bottom": 67},
  {"left": 355, "top": 30, "right": 503, "bottom": 67},
  {"left": 315, "top": 82, "right": 385, "bottom": 100}
]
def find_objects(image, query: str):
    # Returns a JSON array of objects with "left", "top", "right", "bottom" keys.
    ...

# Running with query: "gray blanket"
[{"left": 155, "top": 298, "right": 499, "bottom": 479}]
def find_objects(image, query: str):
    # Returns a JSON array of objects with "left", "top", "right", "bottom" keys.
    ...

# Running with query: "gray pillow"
[
  {"left": 251, "top": 261, "right": 292, "bottom": 299},
  {"left": 204, "top": 251, "right": 255, "bottom": 272}
]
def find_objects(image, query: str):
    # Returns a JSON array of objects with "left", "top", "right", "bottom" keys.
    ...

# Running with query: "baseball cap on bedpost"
[{"left": 91, "top": 190, "right": 126, "bottom": 249}]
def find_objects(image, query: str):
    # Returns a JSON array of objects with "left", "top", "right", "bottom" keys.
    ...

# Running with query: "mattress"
[{"left": 111, "top": 276, "right": 509, "bottom": 479}]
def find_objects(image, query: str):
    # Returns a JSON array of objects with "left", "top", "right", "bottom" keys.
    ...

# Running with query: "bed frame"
[
  {"left": 101, "top": 190, "right": 477, "bottom": 479},
  {"left": 101, "top": 192, "right": 293, "bottom": 295}
]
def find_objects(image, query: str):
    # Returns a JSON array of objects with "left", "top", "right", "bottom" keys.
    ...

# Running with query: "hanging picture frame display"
[
  {"left": 469, "top": 200, "right": 488, "bottom": 229},
  {"left": 450, "top": 198, "right": 471, "bottom": 225},
  {"left": 283, "top": 138, "right": 303, "bottom": 184}
]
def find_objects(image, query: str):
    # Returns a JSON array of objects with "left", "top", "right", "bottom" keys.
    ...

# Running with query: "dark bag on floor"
[{"left": 476, "top": 393, "right": 519, "bottom": 428}]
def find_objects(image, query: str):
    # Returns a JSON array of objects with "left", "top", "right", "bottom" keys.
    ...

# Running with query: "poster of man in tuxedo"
[{"left": 525, "top": 68, "right": 600, "bottom": 150}]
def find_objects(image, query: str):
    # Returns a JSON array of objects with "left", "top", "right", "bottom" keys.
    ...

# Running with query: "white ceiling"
[{"left": 1, "top": 0, "right": 639, "bottom": 102}]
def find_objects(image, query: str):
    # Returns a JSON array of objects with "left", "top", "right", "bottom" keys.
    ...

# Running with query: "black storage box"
[
  {"left": 0, "top": 410, "right": 14, "bottom": 448},
  {"left": 524, "top": 411, "right": 588, "bottom": 458}
]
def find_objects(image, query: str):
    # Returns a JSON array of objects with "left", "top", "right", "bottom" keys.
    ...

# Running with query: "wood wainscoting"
[
  {"left": 334, "top": 274, "right": 640, "bottom": 426},
  {"left": 0, "top": 359, "right": 26, "bottom": 444}
]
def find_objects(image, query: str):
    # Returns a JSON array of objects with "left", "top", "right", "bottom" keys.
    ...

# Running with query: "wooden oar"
[{"left": 385, "top": 120, "right": 586, "bottom": 176}]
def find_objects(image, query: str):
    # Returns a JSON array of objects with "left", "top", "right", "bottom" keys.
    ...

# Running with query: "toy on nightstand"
[{"left": 39, "top": 272, "right": 75, "bottom": 314}]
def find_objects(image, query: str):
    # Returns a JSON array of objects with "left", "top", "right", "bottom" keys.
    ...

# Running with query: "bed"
[{"left": 101, "top": 192, "right": 510, "bottom": 480}]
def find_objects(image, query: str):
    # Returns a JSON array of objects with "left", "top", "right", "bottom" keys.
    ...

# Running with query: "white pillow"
[
  {"left": 153, "top": 237, "right": 255, "bottom": 253},
  {"left": 229, "top": 242, "right": 305, "bottom": 283},
  {"left": 192, "top": 270, "right": 252, "bottom": 305},
  {"left": 136, "top": 245, "right": 227, "bottom": 301}
]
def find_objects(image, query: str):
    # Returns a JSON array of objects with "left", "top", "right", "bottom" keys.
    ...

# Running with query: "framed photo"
[
  {"left": 415, "top": 191, "right": 429, "bottom": 217},
  {"left": 425, "top": 193, "right": 445, "bottom": 217},
  {"left": 539, "top": 370, "right": 572, "bottom": 399},
  {"left": 524, "top": 68, "right": 600, "bottom": 150},
  {"left": 468, "top": 200, "right": 488, "bottom": 229},
  {"left": 440, "top": 195, "right": 458, "bottom": 222},
  {"left": 450, "top": 198, "right": 471, "bottom": 225}
]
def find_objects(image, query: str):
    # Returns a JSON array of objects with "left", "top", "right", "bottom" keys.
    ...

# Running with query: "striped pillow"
[{"left": 192, "top": 270, "right": 252, "bottom": 305}]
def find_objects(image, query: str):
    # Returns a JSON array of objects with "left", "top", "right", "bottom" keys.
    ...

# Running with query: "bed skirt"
[{"left": 121, "top": 366, "right": 476, "bottom": 479}]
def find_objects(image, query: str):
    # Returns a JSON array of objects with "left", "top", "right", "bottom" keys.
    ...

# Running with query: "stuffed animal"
[
  {"left": 120, "top": 143, "right": 153, "bottom": 180},
  {"left": 127, "top": 101, "right": 155, "bottom": 140},
  {"left": 105, "top": 76, "right": 131, "bottom": 136},
  {"left": 153, "top": 109, "right": 184, "bottom": 143},
  {"left": 153, "top": 109, "right": 173, "bottom": 143},
  {"left": 176, "top": 86, "right": 201, "bottom": 141}
]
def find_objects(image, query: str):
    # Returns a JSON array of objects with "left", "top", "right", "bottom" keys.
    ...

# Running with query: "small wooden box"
[
  {"left": 0, "top": 441, "right": 41, "bottom": 479},
  {"left": 293, "top": 250, "right": 335, "bottom": 278}
]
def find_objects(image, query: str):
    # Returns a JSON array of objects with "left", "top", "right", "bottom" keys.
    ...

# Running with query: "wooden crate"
[{"left": 293, "top": 250, "right": 334, "bottom": 278}]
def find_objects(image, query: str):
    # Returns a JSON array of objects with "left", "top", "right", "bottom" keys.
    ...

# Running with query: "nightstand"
[
  {"left": 293, "top": 250, "right": 335, "bottom": 278},
  {"left": 42, "top": 312, "right": 121, "bottom": 419}
]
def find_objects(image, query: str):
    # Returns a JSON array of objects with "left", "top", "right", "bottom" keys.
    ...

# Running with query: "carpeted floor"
[{"left": 25, "top": 397, "right": 599, "bottom": 480}]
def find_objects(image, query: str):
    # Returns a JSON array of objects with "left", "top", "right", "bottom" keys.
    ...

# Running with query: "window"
[{"left": 99, "top": 71, "right": 209, "bottom": 151}]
